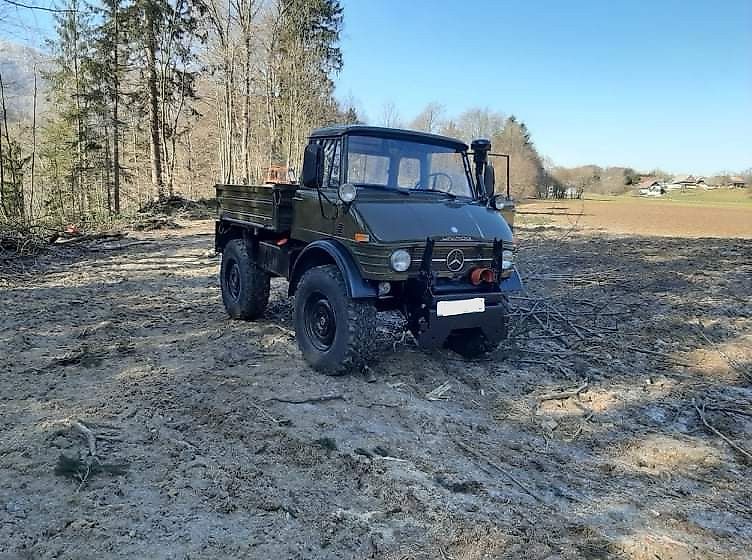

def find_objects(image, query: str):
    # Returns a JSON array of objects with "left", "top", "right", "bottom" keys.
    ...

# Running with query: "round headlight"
[
  {"left": 494, "top": 197, "right": 514, "bottom": 211},
  {"left": 390, "top": 249, "right": 411, "bottom": 272},
  {"left": 501, "top": 249, "right": 514, "bottom": 270},
  {"left": 338, "top": 182, "right": 357, "bottom": 203}
]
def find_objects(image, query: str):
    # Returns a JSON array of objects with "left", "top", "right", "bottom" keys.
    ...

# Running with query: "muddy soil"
[
  {"left": 1, "top": 220, "right": 750, "bottom": 559},
  {"left": 518, "top": 199, "right": 752, "bottom": 238}
]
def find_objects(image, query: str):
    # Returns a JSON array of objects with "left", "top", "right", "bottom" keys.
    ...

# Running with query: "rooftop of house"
[
  {"left": 672, "top": 174, "right": 700, "bottom": 184},
  {"left": 638, "top": 177, "right": 661, "bottom": 187}
]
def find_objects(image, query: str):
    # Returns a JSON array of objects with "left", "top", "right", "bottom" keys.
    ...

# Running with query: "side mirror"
[
  {"left": 302, "top": 143, "right": 324, "bottom": 188},
  {"left": 483, "top": 163, "right": 495, "bottom": 198}
]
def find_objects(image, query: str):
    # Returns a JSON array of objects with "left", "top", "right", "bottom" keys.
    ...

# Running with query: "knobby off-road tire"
[
  {"left": 445, "top": 329, "right": 500, "bottom": 359},
  {"left": 220, "top": 238, "right": 270, "bottom": 320},
  {"left": 293, "top": 264, "right": 376, "bottom": 375}
]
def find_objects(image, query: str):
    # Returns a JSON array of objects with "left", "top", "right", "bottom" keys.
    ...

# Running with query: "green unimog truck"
[{"left": 215, "top": 125, "right": 522, "bottom": 374}]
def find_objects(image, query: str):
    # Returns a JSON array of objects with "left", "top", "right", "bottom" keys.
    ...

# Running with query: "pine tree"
[
  {"left": 91, "top": 0, "right": 126, "bottom": 214},
  {"left": 273, "top": 0, "right": 343, "bottom": 168},
  {"left": 126, "top": 0, "right": 203, "bottom": 199},
  {"left": 492, "top": 116, "right": 546, "bottom": 198},
  {"left": 42, "top": 0, "right": 98, "bottom": 220},
  {"left": 1, "top": 72, "right": 27, "bottom": 221}
]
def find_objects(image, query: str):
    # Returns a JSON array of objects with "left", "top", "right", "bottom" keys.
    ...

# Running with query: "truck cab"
[{"left": 215, "top": 125, "right": 521, "bottom": 374}]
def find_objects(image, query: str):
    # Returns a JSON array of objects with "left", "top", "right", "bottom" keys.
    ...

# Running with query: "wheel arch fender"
[
  {"left": 215, "top": 220, "right": 253, "bottom": 253},
  {"left": 499, "top": 267, "right": 524, "bottom": 293},
  {"left": 289, "top": 240, "right": 377, "bottom": 299}
]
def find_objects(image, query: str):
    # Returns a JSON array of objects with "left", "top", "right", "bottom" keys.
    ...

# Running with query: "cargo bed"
[{"left": 215, "top": 183, "right": 297, "bottom": 232}]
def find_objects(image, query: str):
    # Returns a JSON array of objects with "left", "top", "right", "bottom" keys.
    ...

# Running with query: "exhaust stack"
[{"left": 470, "top": 138, "right": 492, "bottom": 198}]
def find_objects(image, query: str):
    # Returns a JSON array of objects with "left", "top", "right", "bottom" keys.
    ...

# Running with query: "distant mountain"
[{"left": 0, "top": 39, "right": 48, "bottom": 122}]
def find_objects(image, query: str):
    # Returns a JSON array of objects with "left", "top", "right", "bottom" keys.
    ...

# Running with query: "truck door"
[{"left": 292, "top": 137, "right": 342, "bottom": 242}]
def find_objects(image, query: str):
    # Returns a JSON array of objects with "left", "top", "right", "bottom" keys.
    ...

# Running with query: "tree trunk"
[
  {"left": 29, "top": 68, "right": 37, "bottom": 222},
  {"left": 242, "top": 41, "right": 251, "bottom": 182},
  {"left": 112, "top": 1, "right": 120, "bottom": 214},
  {"left": 0, "top": 71, "right": 23, "bottom": 220},
  {"left": 104, "top": 123, "right": 112, "bottom": 216},
  {"left": 186, "top": 127, "right": 193, "bottom": 197},
  {"left": 0, "top": 72, "right": 5, "bottom": 219},
  {"left": 144, "top": 1, "right": 165, "bottom": 199},
  {"left": 131, "top": 112, "right": 140, "bottom": 205},
  {"left": 53, "top": 159, "right": 65, "bottom": 221},
  {"left": 73, "top": 21, "right": 86, "bottom": 216},
  {"left": 224, "top": 58, "right": 234, "bottom": 183}
]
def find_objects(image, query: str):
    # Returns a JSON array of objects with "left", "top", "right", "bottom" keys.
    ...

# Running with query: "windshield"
[{"left": 345, "top": 135, "right": 474, "bottom": 197}]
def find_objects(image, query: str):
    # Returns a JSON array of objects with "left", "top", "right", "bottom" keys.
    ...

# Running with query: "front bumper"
[
  {"left": 403, "top": 238, "right": 519, "bottom": 348},
  {"left": 415, "top": 293, "right": 508, "bottom": 349}
]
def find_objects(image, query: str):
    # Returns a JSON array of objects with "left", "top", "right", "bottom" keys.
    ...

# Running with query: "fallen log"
[{"left": 53, "top": 231, "right": 127, "bottom": 245}]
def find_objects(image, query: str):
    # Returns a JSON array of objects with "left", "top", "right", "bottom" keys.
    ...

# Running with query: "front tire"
[
  {"left": 294, "top": 265, "right": 376, "bottom": 375},
  {"left": 220, "top": 238, "right": 270, "bottom": 320}
]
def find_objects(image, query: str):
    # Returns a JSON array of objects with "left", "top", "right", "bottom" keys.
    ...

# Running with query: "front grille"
[
  {"left": 411, "top": 242, "right": 496, "bottom": 277},
  {"left": 345, "top": 240, "right": 501, "bottom": 281}
]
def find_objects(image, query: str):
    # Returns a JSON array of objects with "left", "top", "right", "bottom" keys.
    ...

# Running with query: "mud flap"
[{"left": 416, "top": 303, "right": 508, "bottom": 349}]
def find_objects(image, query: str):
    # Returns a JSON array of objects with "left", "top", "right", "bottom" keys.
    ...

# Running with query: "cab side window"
[{"left": 320, "top": 139, "right": 341, "bottom": 188}]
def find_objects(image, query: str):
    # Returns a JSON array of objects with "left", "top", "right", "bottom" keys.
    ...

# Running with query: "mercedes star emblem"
[
  {"left": 446, "top": 249, "right": 465, "bottom": 272},
  {"left": 450, "top": 226, "right": 458, "bottom": 233}
]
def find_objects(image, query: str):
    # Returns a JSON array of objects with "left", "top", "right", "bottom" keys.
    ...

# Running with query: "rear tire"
[
  {"left": 294, "top": 265, "right": 376, "bottom": 375},
  {"left": 445, "top": 329, "right": 500, "bottom": 359},
  {"left": 220, "top": 238, "right": 270, "bottom": 320}
]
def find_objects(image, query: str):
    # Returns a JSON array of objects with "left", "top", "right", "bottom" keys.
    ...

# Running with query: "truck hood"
[{"left": 353, "top": 199, "right": 514, "bottom": 243}]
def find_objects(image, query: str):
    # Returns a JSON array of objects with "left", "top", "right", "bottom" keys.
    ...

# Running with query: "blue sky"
[
  {"left": 336, "top": 0, "right": 752, "bottom": 174},
  {"left": 3, "top": 0, "right": 749, "bottom": 174}
]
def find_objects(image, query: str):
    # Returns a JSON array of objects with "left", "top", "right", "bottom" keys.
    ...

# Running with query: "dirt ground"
[
  {"left": 517, "top": 197, "right": 752, "bottom": 238},
  {"left": 1, "top": 217, "right": 751, "bottom": 559}
]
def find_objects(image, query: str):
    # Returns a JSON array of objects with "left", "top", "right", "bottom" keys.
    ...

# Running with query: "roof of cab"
[{"left": 309, "top": 124, "right": 468, "bottom": 151}]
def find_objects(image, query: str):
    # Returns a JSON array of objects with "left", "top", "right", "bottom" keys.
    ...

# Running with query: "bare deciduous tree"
[
  {"left": 408, "top": 102, "right": 444, "bottom": 133},
  {"left": 379, "top": 100, "right": 402, "bottom": 128}
]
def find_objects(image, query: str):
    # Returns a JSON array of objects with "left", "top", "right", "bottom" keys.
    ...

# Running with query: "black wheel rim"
[
  {"left": 226, "top": 260, "right": 241, "bottom": 301},
  {"left": 304, "top": 291, "right": 336, "bottom": 351}
]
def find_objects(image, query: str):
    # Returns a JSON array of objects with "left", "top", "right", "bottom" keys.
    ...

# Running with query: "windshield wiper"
[
  {"left": 358, "top": 184, "right": 410, "bottom": 195},
  {"left": 418, "top": 189, "right": 456, "bottom": 198}
]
